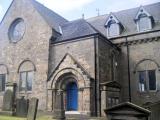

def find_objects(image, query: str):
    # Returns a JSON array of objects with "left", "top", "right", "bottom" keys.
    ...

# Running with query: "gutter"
[
  {"left": 94, "top": 35, "right": 98, "bottom": 116},
  {"left": 109, "top": 29, "right": 160, "bottom": 40},
  {"left": 126, "top": 37, "right": 131, "bottom": 102},
  {"left": 51, "top": 33, "right": 120, "bottom": 52},
  {"left": 94, "top": 35, "right": 101, "bottom": 116}
]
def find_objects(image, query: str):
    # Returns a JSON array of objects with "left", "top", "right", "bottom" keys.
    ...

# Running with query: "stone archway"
[
  {"left": 47, "top": 54, "right": 93, "bottom": 115},
  {"left": 54, "top": 73, "right": 79, "bottom": 111},
  {"left": 47, "top": 68, "right": 92, "bottom": 115}
]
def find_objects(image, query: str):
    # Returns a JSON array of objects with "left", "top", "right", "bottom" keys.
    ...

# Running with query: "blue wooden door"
[{"left": 66, "top": 82, "right": 78, "bottom": 111}]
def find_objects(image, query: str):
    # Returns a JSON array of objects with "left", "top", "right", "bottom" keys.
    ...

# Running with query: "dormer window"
[
  {"left": 138, "top": 13, "right": 152, "bottom": 32},
  {"left": 108, "top": 20, "right": 120, "bottom": 37},
  {"left": 105, "top": 14, "right": 123, "bottom": 37},
  {"left": 135, "top": 7, "right": 153, "bottom": 32}
]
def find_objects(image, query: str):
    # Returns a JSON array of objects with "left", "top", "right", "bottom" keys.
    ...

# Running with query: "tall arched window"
[
  {"left": 134, "top": 59, "right": 159, "bottom": 92},
  {"left": 0, "top": 64, "right": 8, "bottom": 92},
  {"left": 18, "top": 60, "right": 36, "bottom": 92}
]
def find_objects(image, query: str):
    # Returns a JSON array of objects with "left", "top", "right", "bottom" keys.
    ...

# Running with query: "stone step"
[
  {"left": 66, "top": 113, "right": 106, "bottom": 120},
  {"left": 66, "top": 117, "right": 106, "bottom": 120},
  {"left": 37, "top": 111, "right": 106, "bottom": 120}
]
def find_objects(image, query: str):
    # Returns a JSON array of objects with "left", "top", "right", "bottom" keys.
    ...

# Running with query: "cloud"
[
  {"left": 37, "top": 0, "right": 95, "bottom": 13},
  {"left": 130, "top": 0, "right": 159, "bottom": 5}
]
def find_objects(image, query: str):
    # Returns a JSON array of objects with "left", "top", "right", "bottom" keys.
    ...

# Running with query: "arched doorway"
[{"left": 66, "top": 82, "right": 78, "bottom": 111}]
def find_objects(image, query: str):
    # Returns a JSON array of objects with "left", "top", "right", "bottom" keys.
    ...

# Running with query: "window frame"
[
  {"left": 137, "top": 14, "right": 152, "bottom": 32},
  {"left": 107, "top": 21, "right": 120, "bottom": 37},
  {"left": 138, "top": 69, "right": 157, "bottom": 92},
  {"left": 19, "top": 70, "right": 34, "bottom": 92},
  {"left": 148, "top": 70, "right": 157, "bottom": 91},
  {"left": 0, "top": 74, "right": 6, "bottom": 92},
  {"left": 138, "top": 71, "right": 147, "bottom": 92}
]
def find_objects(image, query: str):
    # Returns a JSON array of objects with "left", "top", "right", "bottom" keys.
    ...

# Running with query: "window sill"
[
  {"left": 19, "top": 91, "right": 32, "bottom": 94},
  {"left": 137, "top": 90, "right": 159, "bottom": 94}
]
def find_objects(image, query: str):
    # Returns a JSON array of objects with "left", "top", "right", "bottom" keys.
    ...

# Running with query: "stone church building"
[{"left": 0, "top": 0, "right": 160, "bottom": 119}]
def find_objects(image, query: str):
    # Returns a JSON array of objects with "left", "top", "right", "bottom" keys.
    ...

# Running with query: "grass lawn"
[{"left": 0, "top": 115, "right": 53, "bottom": 120}]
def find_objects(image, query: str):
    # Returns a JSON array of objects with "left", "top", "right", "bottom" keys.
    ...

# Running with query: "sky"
[{"left": 0, "top": 0, "right": 159, "bottom": 22}]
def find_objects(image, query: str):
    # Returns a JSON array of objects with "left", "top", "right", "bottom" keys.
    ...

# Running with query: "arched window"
[
  {"left": 134, "top": 59, "right": 159, "bottom": 92},
  {"left": 135, "top": 7, "right": 153, "bottom": 32},
  {"left": 0, "top": 64, "right": 8, "bottom": 92},
  {"left": 18, "top": 60, "right": 36, "bottom": 92}
]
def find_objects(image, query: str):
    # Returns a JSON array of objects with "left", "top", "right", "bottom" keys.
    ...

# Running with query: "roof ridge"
[
  {"left": 112, "top": 2, "right": 160, "bottom": 15},
  {"left": 61, "top": 18, "right": 98, "bottom": 34},
  {"left": 86, "top": 14, "right": 108, "bottom": 21},
  {"left": 31, "top": 0, "right": 68, "bottom": 33},
  {"left": 60, "top": 18, "right": 85, "bottom": 26},
  {"left": 87, "top": 2, "right": 160, "bottom": 21}
]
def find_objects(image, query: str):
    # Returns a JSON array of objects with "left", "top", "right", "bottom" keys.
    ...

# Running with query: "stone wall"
[
  {"left": 0, "top": 0, "right": 52, "bottom": 110},
  {"left": 48, "top": 37, "right": 95, "bottom": 79},
  {"left": 48, "top": 37, "right": 96, "bottom": 114},
  {"left": 129, "top": 38, "right": 160, "bottom": 105},
  {"left": 98, "top": 36, "right": 120, "bottom": 116},
  {"left": 118, "top": 46, "right": 130, "bottom": 102},
  {"left": 98, "top": 37, "right": 119, "bottom": 83},
  {"left": 113, "top": 31, "right": 160, "bottom": 107}
]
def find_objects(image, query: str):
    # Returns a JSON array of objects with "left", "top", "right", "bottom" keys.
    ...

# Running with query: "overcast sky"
[{"left": 0, "top": 0, "right": 159, "bottom": 22}]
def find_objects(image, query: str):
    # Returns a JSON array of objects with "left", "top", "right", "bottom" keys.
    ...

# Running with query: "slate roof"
[
  {"left": 54, "top": 19, "right": 98, "bottom": 42},
  {"left": 31, "top": 0, "right": 98, "bottom": 41},
  {"left": 87, "top": 2, "right": 160, "bottom": 39},
  {"left": 31, "top": 0, "right": 68, "bottom": 33},
  {"left": 31, "top": 0, "right": 160, "bottom": 41}
]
